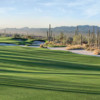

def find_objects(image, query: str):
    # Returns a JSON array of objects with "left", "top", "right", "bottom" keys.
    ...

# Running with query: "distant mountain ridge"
[{"left": 0, "top": 25, "right": 99, "bottom": 36}]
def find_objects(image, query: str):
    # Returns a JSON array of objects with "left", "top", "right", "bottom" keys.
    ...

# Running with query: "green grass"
[
  {"left": 0, "top": 37, "right": 20, "bottom": 44},
  {"left": 0, "top": 37, "right": 34, "bottom": 45},
  {"left": 0, "top": 46, "right": 100, "bottom": 100}
]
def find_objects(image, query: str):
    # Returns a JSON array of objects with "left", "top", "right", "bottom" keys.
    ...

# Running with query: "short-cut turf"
[
  {"left": 0, "top": 37, "right": 19, "bottom": 44},
  {"left": 0, "top": 46, "right": 100, "bottom": 100}
]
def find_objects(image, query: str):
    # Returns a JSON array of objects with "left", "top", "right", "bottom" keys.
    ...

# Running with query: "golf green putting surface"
[{"left": 0, "top": 46, "right": 100, "bottom": 100}]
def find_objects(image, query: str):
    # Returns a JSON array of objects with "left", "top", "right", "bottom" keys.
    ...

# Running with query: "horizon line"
[{"left": 0, "top": 24, "right": 100, "bottom": 29}]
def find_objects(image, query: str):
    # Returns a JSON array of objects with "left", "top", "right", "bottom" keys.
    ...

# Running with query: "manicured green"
[
  {"left": 0, "top": 37, "right": 35, "bottom": 45},
  {"left": 0, "top": 37, "right": 20, "bottom": 44},
  {"left": 0, "top": 46, "right": 100, "bottom": 100}
]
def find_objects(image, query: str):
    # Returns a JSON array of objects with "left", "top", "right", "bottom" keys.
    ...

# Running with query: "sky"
[{"left": 0, "top": 0, "right": 100, "bottom": 28}]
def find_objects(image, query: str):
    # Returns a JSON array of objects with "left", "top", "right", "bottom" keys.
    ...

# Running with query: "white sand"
[{"left": 48, "top": 47, "right": 100, "bottom": 57}]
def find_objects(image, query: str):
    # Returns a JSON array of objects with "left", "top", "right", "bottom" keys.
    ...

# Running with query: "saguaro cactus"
[
  {"left": 97, "top": 27, "right": 100, "bottom": 48},
  {"left": 92, "top": 26, "right": 95, "bottom": 46},
  {"left": 48, "top": 24, "right": 53, "bottom": 41},
  {"left": 75, "top": 26, "right": 79, "bottom": 35},
  {"left": 47, "top": 31, "right": 49, "bottom": 40},
  {"left": 88, "top": 28, "right": 91, "bottom": 47},
  {"left": 80, "top": 34, "right": 82, "bottom": 45}
]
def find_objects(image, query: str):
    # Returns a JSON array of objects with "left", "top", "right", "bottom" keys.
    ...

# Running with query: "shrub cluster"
[
  {"left": 93, "top": 49, "right": 100, "bottom": 55},
  {"left": 66, "top": 45, "right": 84, "bottom": 50},
  {"left": 43, "top": 41, "right": 66, "bottom": 47}
]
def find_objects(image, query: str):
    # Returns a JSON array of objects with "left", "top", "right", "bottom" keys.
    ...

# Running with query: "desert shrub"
[
  {"left": 66, "top": 45, "right": 84, "bottom": 50},
  {"left": 83, "top": 44, "right": 89, "bottom": 48},
  {"left": 73, "top": 34, "right": 87, "bottom": 45},
  {"left": 40, "top": 44, "right": 47, "bottom": 48},
  {"left": 93, "top": 49, "right": 100, "bottom": 55},
  {"left": 73, "top": 35, "right": 81, "bottom": 44},
  {"left": 44, "top": 41, "right": 66, "bottom": 47},
  {"left": 13, "top": 34, "right": 21, "bottom": 39},
  {"left": 82, "top": 44, "right": 90, "bottom": 50},
  {"left": 66, "top": 37, "right": 73, "bottom": 44},
  {"left": 40, "top": 44, "right": 44, "bottom": 48},
  {"left": 85, "top": 46, "right": 99, "bottom": 51},
  {"left": 86, "top": 47, "right": 95, "bottom": 51}
]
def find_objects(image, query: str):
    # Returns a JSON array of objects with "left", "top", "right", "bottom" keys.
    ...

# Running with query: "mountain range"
[{"left": 0, "top": 25, "right": 99, "bottom": 36}]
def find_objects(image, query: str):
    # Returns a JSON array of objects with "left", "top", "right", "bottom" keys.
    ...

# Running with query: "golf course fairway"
[{"left": 0, "top": 46, "right": 100, "bottom": 100}]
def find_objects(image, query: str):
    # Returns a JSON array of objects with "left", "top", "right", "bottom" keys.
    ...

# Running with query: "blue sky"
[{"left": 0, "top": 0, "right": 100, "bottom": 28}]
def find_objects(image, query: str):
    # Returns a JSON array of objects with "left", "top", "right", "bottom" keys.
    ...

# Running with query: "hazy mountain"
[{"left": 0, "top": 25, "right": 99, "bottom": 36}]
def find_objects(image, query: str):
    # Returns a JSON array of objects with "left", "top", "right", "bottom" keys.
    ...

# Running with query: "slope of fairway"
[{"left": 0, "top": 46, "right": 100, "bottom": 100}]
